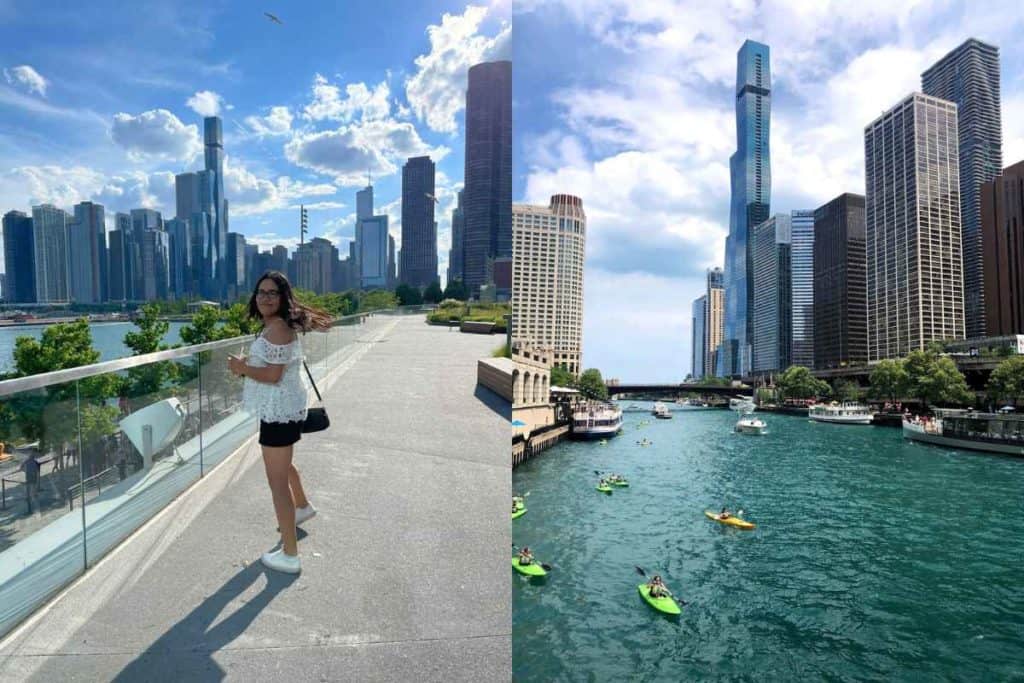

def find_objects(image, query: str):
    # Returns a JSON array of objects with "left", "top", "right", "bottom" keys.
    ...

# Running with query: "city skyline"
[
  {"left": 514, "top": 1, "right": 1024, "bottom": 382},
  {"left": 0, "top": 1, "right": 510, "bottom": 285}
]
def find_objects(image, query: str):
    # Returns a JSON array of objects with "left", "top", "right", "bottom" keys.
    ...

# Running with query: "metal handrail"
[{"left": 0, "top": 307, "right": 417, "bottom": 398}]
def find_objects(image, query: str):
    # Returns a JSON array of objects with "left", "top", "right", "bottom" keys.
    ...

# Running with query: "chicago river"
[{"left": 512, "top": 404, "right": 1024, "bottom": 681}]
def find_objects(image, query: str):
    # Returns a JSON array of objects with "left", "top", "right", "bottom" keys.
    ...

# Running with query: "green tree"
[
  {"left": 577, "top": 368, "right": 609, "bottom": 400},
  {"left": 395, "top": 284, "right": 423, "bottom": 306},
  {"left": 360, "top": 290, "right": 399, "bottom": 312},
  {"left": 8, "top": 320, "right": 119, "bottom": 464},
  {"left": 443, "top": 279, "right": 467, "bottom": 301},
  {"left": 869, "top": 358, "right": 909, "bottom": 402},
  {"left": 776, "top": 365, "right": 830, "bottom": 400},
  {"left": 423, "top": 280, "right": 443, "bottom": 304},
  {"left": 123, "top": 303, "right": 179, "bottom": 402},
  {"left": 904, "top": 349, "right": 972, "bottom": 407},
  {"left": 832, "top": 378, "right": 861, "bottom": 403},
  {"left": 987, "top": 355, "right": 1024, "bottom": 406},
  {"left": 550, "top": 364, "right": 576, "bottom": 389}
]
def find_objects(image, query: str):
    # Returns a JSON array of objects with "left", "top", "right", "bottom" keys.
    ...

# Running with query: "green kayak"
[
  {"left": 638, "top": 583, "right": 681, "bottom": 615},
  {"left": 512, "top": 557, "right": 547, "bottom": 577},
  {"left": 512, "top": 506, "right": 527, "bottom": 520},
  {"left": 596, "top": 484, "right": 613, "bottom": 493}
]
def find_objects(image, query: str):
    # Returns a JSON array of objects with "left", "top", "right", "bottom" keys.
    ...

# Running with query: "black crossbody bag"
[{"left": 301, "top": 360, "right": 330, "bottom": 433}]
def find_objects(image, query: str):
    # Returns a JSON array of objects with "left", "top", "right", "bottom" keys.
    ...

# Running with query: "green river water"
[{"left": 512, "top": 404, "right": 1024, "bottom": 681}]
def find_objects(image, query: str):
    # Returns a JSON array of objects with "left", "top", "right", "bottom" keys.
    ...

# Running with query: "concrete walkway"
[{"left": 0, "top": 315, "right": 511, "bottom": 682}]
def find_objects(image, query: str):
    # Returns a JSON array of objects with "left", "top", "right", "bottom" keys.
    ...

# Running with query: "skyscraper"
[
  {"left": 166, "top": 218, "right": 191, "bottom": 299},
  {"left": 512, "top": 195, "right": 586, "bottom": 374},
  {"left": 981, "top": 161, "right": 1024, "bottom": 335},
  {"left": 69, "top": 201, "right": 106, "bottom": 304},
  {"left": 750, "top": 214, "right": 790, "bottom": 374},
  {"left": 691, "top": 294, "right": 707, "bottom": 378},
  {"left": 922, "top": 38, "right": 1002, "bottom": 339},
  {"left": 225, "top": 232, "right": 247, "bottom": 300},
  {"left": 463, "top": 60, "right": 512, "bottom": 296},
  {"left": 399, "top": 155, "right": 437, "bottom": 288},
  {"left": 2, "top": 211, "right": 35, "bottom": 303},
  {"left": 204, "top": 116, "right": 228, "bottom": 295},
  {"left": 356, "top": 184, "right": 374, "bottom": 221},
  {"left": 359, "top": 215, "right": 390, "bottom": 290},
  {"left": 720, "top": 39, "right": 771, "bottom": 377},
  {"left": 32, "top": 204, "right": 71, "bottom": 303},
  {"left": 813, "top": 193, "right": 867, "bottom": 370},
  {"left": 449, "top": 189, "right": 465, "bottom": 285},
  {"left": 789, "top": 209, "right": 815, "bottom": 369},
  {"left": 108, "top": 228, "right": 129, "bottom": 302},
  {"left": 865, "top": 93, "right": 964, "bottom": 361},
  {"left": 705, "top": 268, "right": 725, "bottom": 377},
  {"left": 294, "top": 236, "right": 335, "bottom": 294}
]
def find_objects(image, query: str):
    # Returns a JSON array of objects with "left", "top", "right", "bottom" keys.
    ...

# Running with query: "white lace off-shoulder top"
[{"left": 242, "top": 331, "right": 308, "bottom": 424}]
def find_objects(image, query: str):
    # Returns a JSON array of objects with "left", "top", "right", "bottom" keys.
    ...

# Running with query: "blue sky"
[
  {"left": 513, "top": 0, "right": 1024, "bottom": 383},
  {"left": 0, "top": 0, "right": 510, "bottom": 283}
]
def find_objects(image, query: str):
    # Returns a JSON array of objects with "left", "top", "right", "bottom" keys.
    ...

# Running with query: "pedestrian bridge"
[
  {"left": 608, "top": 383, "right": 751, "bottom": 398},
  {"left": 0, "top": 310, "right": 509, "bottom": 681}
]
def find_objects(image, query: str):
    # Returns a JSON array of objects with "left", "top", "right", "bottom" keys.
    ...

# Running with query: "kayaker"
[
  {"left": 647, "top": 575, "right": 672, "bottom": 598},
  {"left": 518, "top": 547, "right": 534, "bottom": 566},
  {"left": 718, "top": 507, "right": 732, "bottom": 520}
]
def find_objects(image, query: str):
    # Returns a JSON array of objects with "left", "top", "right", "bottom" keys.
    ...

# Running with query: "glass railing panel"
[
  {"left": 197, "top": 344, "right": 257, "bottom": 472},
  {"left": 0, "top": 377, "right": 85, "bottom": 637},
  {"left": 81, "top": 352, "right": 205, "bottom": 567}
]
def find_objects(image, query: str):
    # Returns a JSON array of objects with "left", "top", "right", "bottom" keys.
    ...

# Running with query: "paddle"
[
  {"left": 511, "top": 543, "right": 553, "bottom": 572},
  {"left": 634, "top": 566, "right": 687, "bottom": 605}
]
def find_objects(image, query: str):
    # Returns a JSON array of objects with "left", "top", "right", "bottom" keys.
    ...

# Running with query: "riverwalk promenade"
[{"left": 0, "top": 315, "right": 510, "bottom": 681}]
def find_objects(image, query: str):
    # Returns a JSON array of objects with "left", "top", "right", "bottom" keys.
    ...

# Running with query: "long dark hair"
[{"left": 247, "top": 270, "right": 333, "bottom": 333}]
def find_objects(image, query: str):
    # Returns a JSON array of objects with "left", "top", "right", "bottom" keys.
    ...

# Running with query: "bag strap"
[{"left": 302, "top": 360, "right": 323, "bottom": 403}]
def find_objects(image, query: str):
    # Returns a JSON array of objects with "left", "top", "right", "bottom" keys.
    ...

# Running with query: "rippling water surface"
[{"left": 512, "top": 405, "right": 1024, "bottom": 681}]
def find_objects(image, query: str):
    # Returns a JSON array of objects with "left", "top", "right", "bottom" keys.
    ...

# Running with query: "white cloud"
[
  {"left": 3, "top": 65, "right": 48, "bottom": 96},
  {"left": 223, "top": 157, "right": 338, "bottom": 216},
  {"left": 186, "top": 90, "right": 228, "bottom": 116},
  {"left": 0, "top": 165, "right": 177, "bottom": 218},
  {"left": 110, "top": 109, "right": 202, "bottom": 162},
  {"left": 284, "top": 119, "right": 449, "bottom": 186},
  {"left": 405, "top": 5, "right": 511, "bottom": 133},
  {"left": 245, "top": 105, "right": 293, "bottom": 136},
  {"left": 303, "top": 75, "right": 391, "bottom": 122}
]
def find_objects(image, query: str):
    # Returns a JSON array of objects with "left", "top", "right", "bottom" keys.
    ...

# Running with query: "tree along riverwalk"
[{"left": 0, "top": 315, "right": 510, "bottom": 682}]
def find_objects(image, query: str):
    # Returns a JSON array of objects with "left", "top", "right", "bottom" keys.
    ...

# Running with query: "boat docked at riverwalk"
[
  {"left": 730, "top": 396, "right": 756, "bottom": 412},
  {"left": 902, "top": 410, "right": 1024, "bottom": 457},
  {"left": 675, "top": 398, "right": 710, "bottom": 410},
  {"left": 652, "top": 402, "right": 673, "bottom": 419},
  {"left": 571, "top": 402, "right": 624, "bottom": 440},
  {"left": 809, "top": 401, "right": 874, "bottom": 425}
]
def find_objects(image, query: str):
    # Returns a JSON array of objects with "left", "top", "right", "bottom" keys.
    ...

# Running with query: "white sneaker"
[
  {"left": 295, "top": 504, "right": 317, "bottom": 525},
  {"left": 261, "top": 548, "right": 301, "bottom": 574}
]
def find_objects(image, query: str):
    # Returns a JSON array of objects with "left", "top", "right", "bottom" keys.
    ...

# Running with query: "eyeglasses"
[{"left": 256, "top": 289, "right": 281, "bottom": 300}]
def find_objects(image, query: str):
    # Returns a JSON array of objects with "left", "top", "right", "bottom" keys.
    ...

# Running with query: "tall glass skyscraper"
[
  {"left": 2, "top": 210, "right": 35, "bottom": 303},
  {"left": 463, "top": 60, "right": 512, "bottom": 296},
  {"left": 204, "top": 116, "right": 228, "bottom": 294},
  {"left": 691, "top": 295, "right": 707, "bottom": 378},
  {"left": 32, "top": 204, "right": 71, "bottom": 303},
  {"left": 789, "top": 209, "right": 815, "bottom": 369},
  {"left": 720, "top": 39, "right": 771, "bottom": 377},
  {"left": 922, "top": 38, "right": 1002, "bottom": 340},
  {"left": 750, "top": 214, "right": 790, "bottom": 374}
]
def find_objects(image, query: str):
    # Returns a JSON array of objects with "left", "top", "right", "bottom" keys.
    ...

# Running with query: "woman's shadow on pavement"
[{"left": 113, "top": 562, "right": 298, "bottom": 682}]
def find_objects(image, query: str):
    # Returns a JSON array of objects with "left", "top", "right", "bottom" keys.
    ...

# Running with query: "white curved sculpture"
[{"left": 119, "top": 397, "right": 186, "bottom": 469}]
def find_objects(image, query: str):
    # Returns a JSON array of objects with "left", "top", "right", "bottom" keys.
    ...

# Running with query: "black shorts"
[{"left": 259, "top": 420, "right": 303, "bottom": 447}]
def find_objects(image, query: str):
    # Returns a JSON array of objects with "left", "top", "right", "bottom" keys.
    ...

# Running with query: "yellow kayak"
[{"left": 704, "top": 510, "right": 755, "bottom": 530}]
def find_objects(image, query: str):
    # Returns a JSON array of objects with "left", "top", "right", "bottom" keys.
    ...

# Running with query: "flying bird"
[
  {"left": 264, "top": 12, "right": 283, "bottom": 24},
  {"left": 425, "top": 193, "right": 439, "bottom": 204}
]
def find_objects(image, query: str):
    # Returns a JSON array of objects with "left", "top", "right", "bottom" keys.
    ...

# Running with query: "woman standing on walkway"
[{"left": 228, "top": 270, "right": 332, "bottom": 574}]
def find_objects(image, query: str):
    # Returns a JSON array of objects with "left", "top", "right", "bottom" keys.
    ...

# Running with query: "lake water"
[
  {"left": 0, "top": 322, "right": 187, "bottom": 374},
  {"left": 512, "top": 404, "right": 1024, "bottom": 681}
]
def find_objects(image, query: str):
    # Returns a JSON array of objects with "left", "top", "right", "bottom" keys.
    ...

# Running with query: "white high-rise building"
[
  {"left": 512, "top": 195, "right": 586, "bottom": 374},
  {"left": 32, "top": 204, "right": 71, "bottom": 303},
  {"left": 865, "top": 93, "right": 964, "bottom": 361}
]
